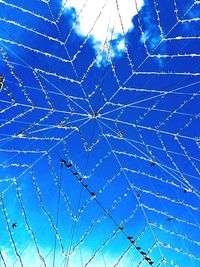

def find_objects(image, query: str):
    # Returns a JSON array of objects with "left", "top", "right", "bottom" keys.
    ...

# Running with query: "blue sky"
[{"left": 0, "top": 0, "right": 200, "bottom": 266}]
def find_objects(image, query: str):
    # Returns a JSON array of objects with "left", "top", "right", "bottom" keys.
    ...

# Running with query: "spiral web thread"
[{"left": 0, "top": 0, "right": 199, "bottom": 266}]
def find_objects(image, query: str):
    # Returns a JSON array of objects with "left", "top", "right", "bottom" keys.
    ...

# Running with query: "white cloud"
[{"left": 63, "top": 0, "right": 144, "bottom": 63}]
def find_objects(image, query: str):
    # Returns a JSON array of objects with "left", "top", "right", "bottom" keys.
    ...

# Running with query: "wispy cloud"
[
  {"left": 63, "top": 0, "right": 144, "bottom": 63},
  {"left": 1, "top": 244, "right": 135, "bottom": 266}
]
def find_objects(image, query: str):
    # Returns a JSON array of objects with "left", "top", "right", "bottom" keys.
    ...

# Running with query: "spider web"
[{"left": 0, "top": 0, "right": 200, "bottom": 266}]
